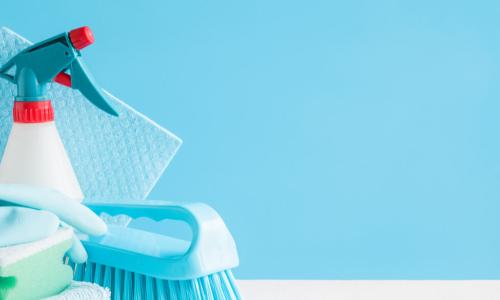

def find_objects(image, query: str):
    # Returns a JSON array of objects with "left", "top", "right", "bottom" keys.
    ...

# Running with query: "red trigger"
[{"left": 54, "top": 72, "right": 72, "bottom": 87}]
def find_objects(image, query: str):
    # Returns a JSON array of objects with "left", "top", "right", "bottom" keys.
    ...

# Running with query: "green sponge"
[{"left": 0, "top": 228, "right": 73, "bottom": 300}]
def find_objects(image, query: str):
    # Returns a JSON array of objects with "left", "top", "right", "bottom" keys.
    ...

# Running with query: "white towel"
[{"left": 43, "top": 281, "right": 110, "bottom": 300}]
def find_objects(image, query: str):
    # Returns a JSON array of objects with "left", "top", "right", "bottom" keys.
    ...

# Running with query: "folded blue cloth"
[
  {"left": 0, "top": 206, "right": 59, "bottom": 246},
  {"left": 0, "top": 184, "right": 107, "bottom": 263}
]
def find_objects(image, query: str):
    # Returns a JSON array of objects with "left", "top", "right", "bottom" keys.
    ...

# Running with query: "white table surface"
[{"left": 238, "top": 280, "right": 500, "bottom": 300}]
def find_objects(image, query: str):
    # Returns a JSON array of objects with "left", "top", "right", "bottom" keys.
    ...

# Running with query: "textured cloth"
[
  {"left": 43, "top": 281, "right": 110, "bottom": 300},
  {"left": 0, "top": 27, "right": 182, "bottom": 202}
]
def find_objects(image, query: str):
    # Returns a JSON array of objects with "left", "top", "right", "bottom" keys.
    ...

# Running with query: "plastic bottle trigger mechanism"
[{"left": 0, "top": 26, "right": 118, "bottom": 202}]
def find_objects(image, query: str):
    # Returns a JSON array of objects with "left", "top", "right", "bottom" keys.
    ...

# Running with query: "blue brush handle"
[{"left": 83, "top": 201, "right": 239, "bottom": 280}]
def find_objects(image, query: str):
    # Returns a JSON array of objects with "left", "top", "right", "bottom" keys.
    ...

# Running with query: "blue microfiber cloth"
[
  {"left": 0, "top": 27, "right": 182, "bottom": 202},
  {"left": 0, "top": 206, "right": 59, "bottom": 247},
  {"left": 0, "top": 183, "right": 109, "bottom": 263}
]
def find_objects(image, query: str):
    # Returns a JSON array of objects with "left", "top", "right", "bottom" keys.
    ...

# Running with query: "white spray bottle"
[{"left": 0, "top": 26, "right": 118, "bottom": 202}]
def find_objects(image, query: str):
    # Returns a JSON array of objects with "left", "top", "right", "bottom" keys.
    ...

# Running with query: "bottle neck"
[{"left": 13, "top": 100, "right": 54, "bottom": 123}]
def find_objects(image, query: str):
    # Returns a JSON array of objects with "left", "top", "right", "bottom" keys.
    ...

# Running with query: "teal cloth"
[
  {"left": 0, "top": 206, "right": 60, "bottom": 246},
  {"left": 0, "top": 184, "right": 107, "bottom": 263}
]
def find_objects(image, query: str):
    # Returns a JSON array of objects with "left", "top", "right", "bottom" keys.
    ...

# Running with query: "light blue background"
[{"left": 3, "top": 1, "right": 500, "bottom": 279}]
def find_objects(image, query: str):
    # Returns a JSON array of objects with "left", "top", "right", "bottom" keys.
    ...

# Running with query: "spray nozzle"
[
  {"left": 69, "top": 26, "right": 95, "bottom": 50},
  {"left": 0, "top": 26, "right": 118, "bottom": 117}
]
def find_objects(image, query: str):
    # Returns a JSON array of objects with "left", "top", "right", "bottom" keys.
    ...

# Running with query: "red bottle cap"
[
  {"left": 69, "top": 26, "right": 95, "bottom": 50},
  {"left": 13, "top": 101, "right": 54, "bottom": 123}
]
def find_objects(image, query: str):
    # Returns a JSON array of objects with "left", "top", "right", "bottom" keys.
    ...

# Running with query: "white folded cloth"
[{"left": 43, "top": 281, "right": 110, "bottom": 300}]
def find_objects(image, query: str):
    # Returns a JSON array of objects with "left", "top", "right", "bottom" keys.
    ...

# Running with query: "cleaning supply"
[
  {"left": 0, "top": 228, "right": 74, "bottom": 300},
  {"left": 0, "top": 26, "right": 118, "bottom": 202},
  {"left": 0, "top": 206, "right": 59, "bottom": 246},
  {"left": 43, "top": 281, "right": 110, "bottom": 300},
  {"left": 0, "top": 184, "right": 109, "bottom": 299},
  {"left": 72, "top": 201, "right": 242, "bottom": 300},
  {"left": 0, "top": 183, "right": 107, "bottom": 263},
  {"left": 0, "top": 27, "right": 182, "bottom": 202}
]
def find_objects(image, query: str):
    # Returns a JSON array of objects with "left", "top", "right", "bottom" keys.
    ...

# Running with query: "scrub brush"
[{"left": 72, "top": 201, "right": 242, "bottom": 300}]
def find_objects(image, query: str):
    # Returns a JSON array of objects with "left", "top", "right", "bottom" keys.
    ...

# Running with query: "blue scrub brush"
[{"left": 71, "top": 201, "right": 242, "bottom": 300}]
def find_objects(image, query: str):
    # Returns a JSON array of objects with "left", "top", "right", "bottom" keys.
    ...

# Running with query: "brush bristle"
[{"left": 71, "top": 262, "right": 242, "bottom": 300}]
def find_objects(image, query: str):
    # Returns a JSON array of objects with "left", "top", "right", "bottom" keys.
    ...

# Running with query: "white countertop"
[{"left": 238, "top": 280, "right": 500, "bottom": 300}]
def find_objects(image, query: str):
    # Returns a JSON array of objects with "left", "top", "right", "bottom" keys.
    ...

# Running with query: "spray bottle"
[{"left": 0, "top": 26, "right": 118, "bottom": 202}]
